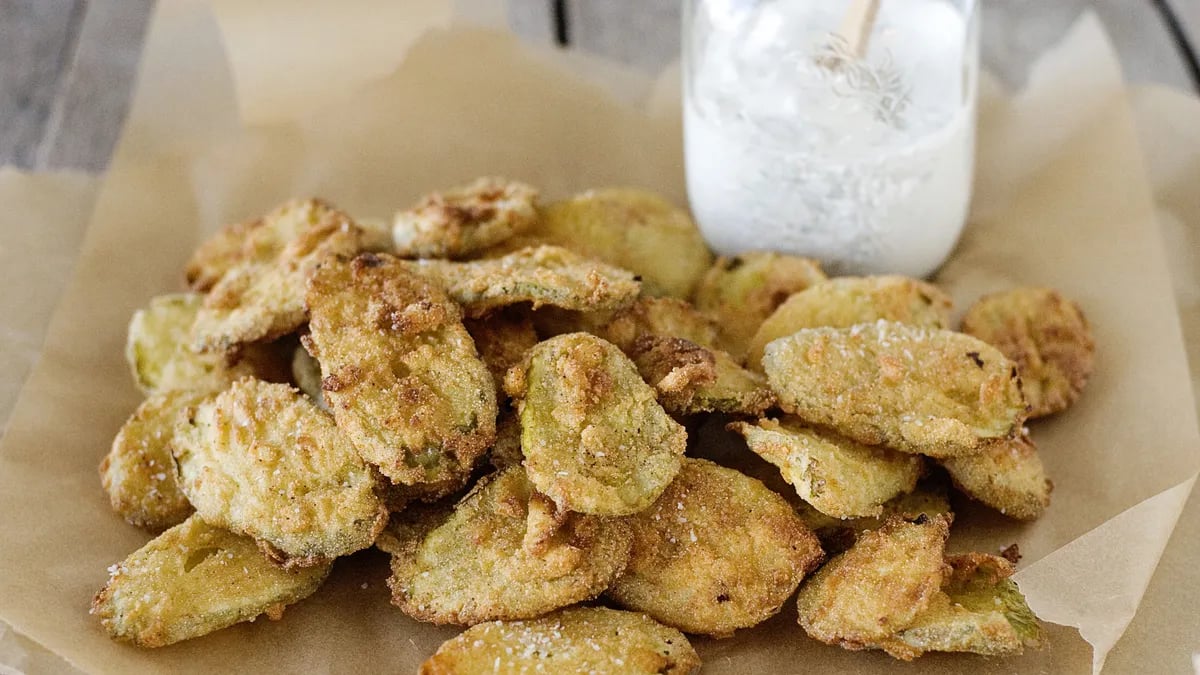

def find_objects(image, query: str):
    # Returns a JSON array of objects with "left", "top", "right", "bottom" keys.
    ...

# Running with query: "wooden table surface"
[{"left": 2, "top": 0, "right": 1198, "bottom": 174}]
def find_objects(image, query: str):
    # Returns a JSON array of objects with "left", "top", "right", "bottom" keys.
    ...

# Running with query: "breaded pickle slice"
[
  {"left": 408, "top": 245, "right": 640, "bottom": 318},
  {"left": 125, "top": 293, "right": 258, "bottom": 394},
  {"left": 192, "top": 199, "right": 362, "bottom": 351},
  {"left": 796, "top": 515, "right": 951, "bottom": 658},
  {"left": 92, "top": 515, "right": 331, "bottom": 647},
  {"left": 747, "top": 275, "right": 952, "bottom": 371},
  {"left": 607, "top": 458, "right": 824, "bottom": 637},
  {"left": 894, "top": 553, "right": 1044, "bottom": 657},
  {"left": 940, "top": 431, "right": 1052, "bottom": 520},
  {"left": 763, "top": 321, "right": 1028, "bottom": 457},
  {"left": 378, "top": 467, "right": 632, "bottom": 625},
  {"left": 172, "top": 378, "right": 387, "bottom": 568},
  {"left": 504, "top": 333, "right": 687, "bottom": 516},
  {"left": 419, "top": 607, "right": 700, "bottom": 675},
  {"left": 289, "top": 344, "right": 326, "bottom": 410},
  {"left": 793, "top": 481, "right": 952, "bottom": 554},
  {"left": 531, "top": 297, "right": 720, "bottom": 354},
  {"left": 729, "top": 417, "right": 924, "bottom": 519},
  {"left": 305, "top": 253, "right": 497, "bottom": 485},
  {"left": 100, "top": 390, "right": 206, "bottom": 531},
  {"left": 535, "top": 188, "right": 712, "bottom": 298},
  {"left": 693, "top": 251, "right": 826, "bottom": 359},
  {"left": 463, "top": 306, "right": 539, "bottom": 392},
  {"left": 629, "top": 335, "right": 775, "bottom": 416},
  {"left": 392, "top": 177, "right": 538, "bottom": 259},
  {"left": 961, "top": 287, "right": 1094, "bottom": 417}
]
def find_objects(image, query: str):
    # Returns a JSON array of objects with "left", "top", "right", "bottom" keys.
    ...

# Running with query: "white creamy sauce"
[{"left": 685, "top": 0, "right": 976, "bottom": 277}]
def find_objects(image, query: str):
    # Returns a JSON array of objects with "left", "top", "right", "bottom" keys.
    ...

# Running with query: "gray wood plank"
[
  {"left": 35, "top": 0, "right": 155, "bottom": 171},
  {"left": 0, "top": 0, "right": 85, "bottom": 169}
]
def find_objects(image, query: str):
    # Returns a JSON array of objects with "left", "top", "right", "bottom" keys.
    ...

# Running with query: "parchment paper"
[{"left": 0, "top": 1, "right": 1197, "bottom": 673}]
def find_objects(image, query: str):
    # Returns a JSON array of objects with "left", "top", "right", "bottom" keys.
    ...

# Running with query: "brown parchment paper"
[{"left": 0, "top": 1, "right": 1196, "bottom": 673}]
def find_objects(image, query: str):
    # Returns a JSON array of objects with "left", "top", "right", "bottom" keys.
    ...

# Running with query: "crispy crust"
[
  {"left": 747, "top": 275, "right": 952, "bottom": 371},
  {"left": 763, "top": 321, "right": 1028, "bottom": 457},
  {"left": 729, "top": 417, "right": 924, "bottom": 519},
  {"left": 392, "top": 177, "right": 539, "bottom": 258},
  {"left": 504, "top": 333, "right": 686, "bottom": 516},
  {"left": 191, "top": 199, "right": 362, "bottom": 352},
  {"left": 960, "top": 287, "right": 1094, "bottom": 417},
  {"left": 795, "top": 515, "right": 952, "bottom": 660},
  {"left": 940, "top": 431, "right": 1052, "bottom": 520},
  {"left": 629, "top": 335, "right": 775, "bottom": 416},
  {"left": 535, "top": 188, "right": 713, "bottom": 299},
  {"left": 100, "top": 390, "right": 208, "bottom": 531},
  {"left": 607, "top": 458, "right": 824, "bottom": 637},
  {"left": 305, "top": 252, "right": 497, "bottom": 486},
  {"left": 693, "top": 251, "right": 827, "bottom": 359},
  {"left": 419, "top": 607, "right": 700, "bottom": 675},
  {"left": 379, "top": 467, "right": 633, "bottom": 625},
  {"left": 92, "top": 516, "right": 330, "bottom": 647},
  {"left": 464, "top": 306, "right": 540, "bottom": 394},
  {"left": 407, "top": 245, "right": 641, "bottom": 318},
  {"left": 172, "top": 378, "right": 387, "bottom": 567}
]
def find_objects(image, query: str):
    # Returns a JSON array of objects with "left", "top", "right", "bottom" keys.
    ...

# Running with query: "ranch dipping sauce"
[{"left": 683, "top": 0, "right": 979, "bottom": 277}]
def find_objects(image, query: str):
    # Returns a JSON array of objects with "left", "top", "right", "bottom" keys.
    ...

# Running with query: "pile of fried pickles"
[{"left": 94, "top": 178, "right": 1096, "bottom": 672}]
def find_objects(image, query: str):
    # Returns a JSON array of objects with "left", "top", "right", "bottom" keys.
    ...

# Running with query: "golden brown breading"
[
  {"left": 692, "top": 251, "right": 826, "bottom": 358},
  {"left": 305, "top": 253, "right": 497, "bottom": 486},
  {"left": 356, "top": 216, "right": 396, "bottom": 253},
  {"left": 100, "top": 390, "right": 208, "bottom": 531},
  {"left": 392, "top": 177, "right": 538, "bottom": 259},
  {"left": 504, "top": 333, "right": 687, "bottom": 516},
  {"left": 729, "top": 417, "right": 924, "bottom": 519},
  {"left": 378, "top": 467, "right": 632, "bottom": 625},
  {"left": 125, "top": 293, "right": 260, "bottom": 394},
  {"left": 795, "top": 515, "right": 951, "bottom": 660},
  {"left": 747, "top": 275, "right": 952, "bottom": 371},
  {"left": 380, "top": 472, "right": 473, "bottom": 514},
  {"left": 172, "top": 378, "right": 387, "bottom": 568},
  {"left": 191, "top": 199, "right": 362, "bottom": 352},
  {"left": 960, "top": 286, "right": 1095, "bottom": 417},
  {"left": 529, "top": 297, "right": 720, "bottom": 354},
  {"left": 488, "top": 409, "right": 525, "bottom": 471},
  {"left": 763, "top": 321, "right": 1028, "bottom": 457},
  {"left": 607, "top": 458, "right": 824, "bottom": 637},
  {"left": 893, "top": 553, "right": 1044, "bottom": 657},
  {"left": 463, "top": 306, "right": 539, "bottom": 392},
  {"left": 535, "top": 188, "right": 713, "bottom": 298},
  {"left": 420, "top": 607, "right": 701, "bottom": 675},
  {"left": 92, "top": 515, "right": 331, "bottom": 647},
  {"left": 940, "top": 431, "right": 1052, "bottom": 520},
  {"left": 794, "top": 480, "right": 953, "bottom": 554},
  {"left": 289, "top": 343, "right": 326, "bottom": 410},
  {"left": 629, "top": 335, "right": 775, "bottom": 416},
  {"left": 407, "top": 245, "right": 641, "bottom": 318}
]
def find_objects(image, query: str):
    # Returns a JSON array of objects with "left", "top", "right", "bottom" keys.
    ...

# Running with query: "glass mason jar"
[{"left": 683, "top": 0, "right": 980, "bottom": 278}]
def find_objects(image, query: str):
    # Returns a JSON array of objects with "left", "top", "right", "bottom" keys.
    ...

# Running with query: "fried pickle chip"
[
  {"left": 407, "top": 245, "right": 641, "bottom": 318},
  {"left": 793, "top": 481, "right": 953, "bottom": 554},
  {"left": 463, "top": 306, "right": 539, "bottom": 392},
  {"left": 960, "top": 286, "right": 1095, "bottom": 417},
  {"left": 535, "top": 188, "right": 712, "bottom": 298},
  {"left": 92, "top": 515, "right": 331, "bottom": 647},
  {"left": 290, "top": 344, "right": 326, "bottom": 410},
  {"left": 420, "top": 607, "right": 701, "bottom": 675},
  {"left": 692, "top": 251, "right": 827, "bottom": 358},
  {"left": 392, "top": 177, "right": 538, "bottom": 259},
  {"left": 763, "top": 321, "right": 1028, "bottom": 457},
  {"left": 173, "top": 378, "right": 387, "bottom": 567},
  {"left": 940, "top": 431, "right": 1052, "bottom": 520},
  {"left": 747, "top": 275, "right": 952, "bottom": 371},
  {"left": 488, "top": 409, "right": 525, "bottom": 470},
  {"left": 504, "top": 333, "right": 687, "bottom": 516},
  {"left": 795, "top": 514, "right": 951, "bottom": 659},
  {"left": 100, "top": 390, "right": 207, "bottom": 531},
  {"left": 607, "top": 458, "right": 823, "bottom": 637},
  {"left": 191, "top": 199, "right": 362, "bottom": 352},
  {"left": 729, "top": 417, "right": 924, "bottom": 519},
  {"left": 629, "top": 335, "right": 775, "bottom": 416},
  {"left": 894, "top": 553, "right": 1044, "bottom": 657},
  {"left": 378, "top": 467, "right": 632, "bottom": 625},
  {"left": 356, "top": 216, "right": 396, "bottom": 253},
  {"left": 530, "top": 297, "right": 720, "bottom": 354},
  {"left": 305, "top": 253, "right": 497, "bottom": 485},
  {"left": 126, "top": 293, "right": 260, "bottom": 394}
]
